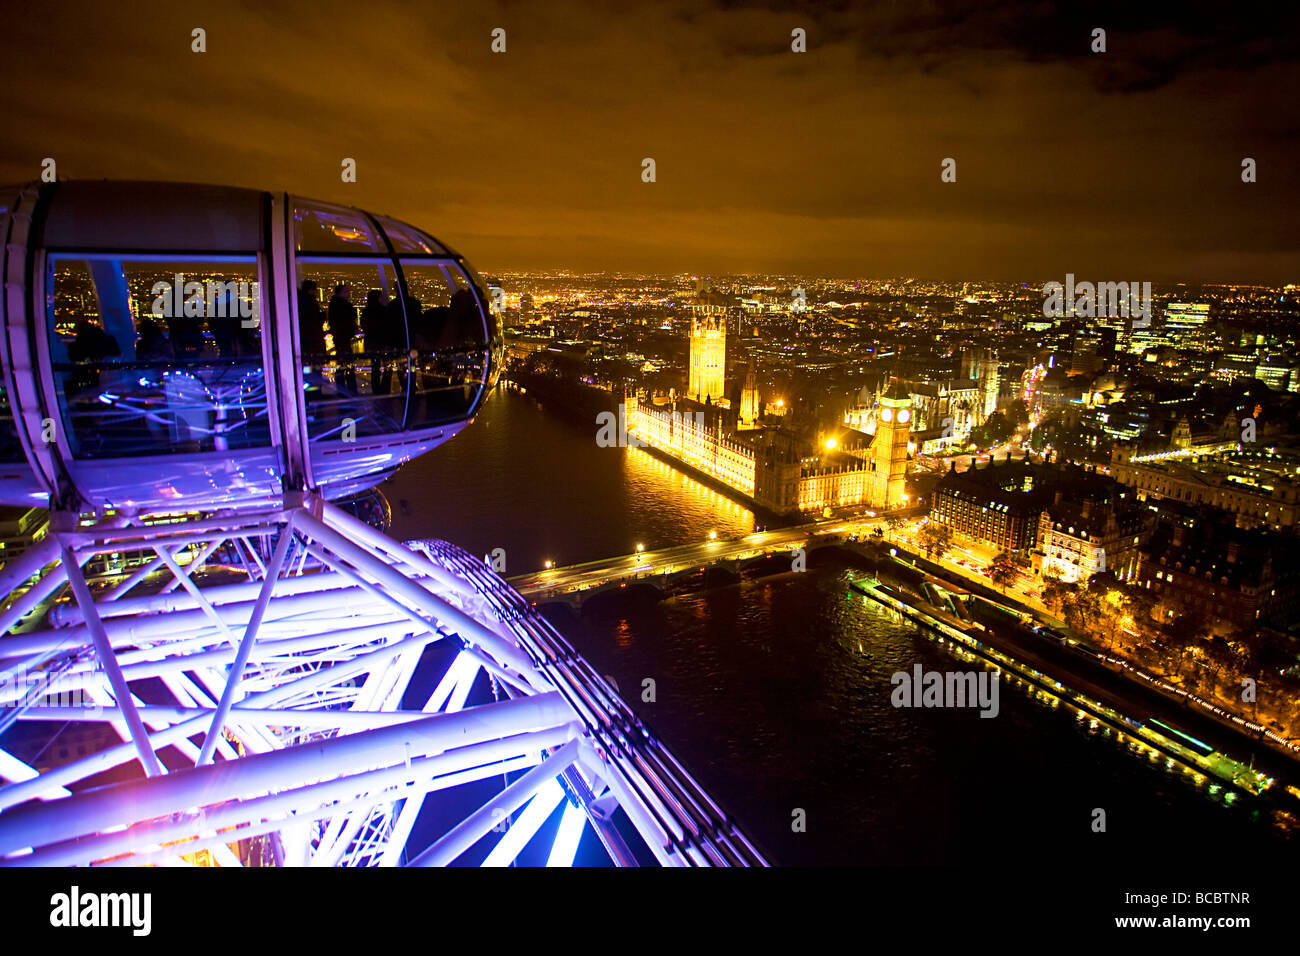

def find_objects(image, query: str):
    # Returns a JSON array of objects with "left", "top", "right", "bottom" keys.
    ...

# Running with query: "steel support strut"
[{"left": 0, "top": 498, "right": 767, "bottom": 867}]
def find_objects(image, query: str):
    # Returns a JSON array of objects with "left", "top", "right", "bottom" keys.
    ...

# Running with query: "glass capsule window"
[
  {"left": 47, "top": 256, "right": 268, "bottom": 458},
  {"left": 296, "top": 260, "right": 405, "bottom": 441},
  {"left": 400, "top": 261, "right": 490, "bottom": 430},
  {"left": 459, "top": 259, "right": 505, "bottom": 390},
  {"left": 374, "top": 216, "right": 446, "bottom": 255},
  {"left": 293, "top": 199, "right": 385, "bottom": 254}
]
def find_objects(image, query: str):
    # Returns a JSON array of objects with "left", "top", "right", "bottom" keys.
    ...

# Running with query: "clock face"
[
  {"left": 880, "top": 407, "right": 893, "bottom": 423},
  {"left": 898, "top": 408, "right": 911, "bottom": 424}
]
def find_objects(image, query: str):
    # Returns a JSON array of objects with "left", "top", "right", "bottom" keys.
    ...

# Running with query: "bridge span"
[{"left": 508, "top": 515, "right": 899, "bottom": 606}]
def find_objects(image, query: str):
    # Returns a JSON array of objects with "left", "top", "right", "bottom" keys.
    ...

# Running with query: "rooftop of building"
[
  {"left": 1118, "top": 449, "right": 1300, "bottom": 491},
  {"left": 937, "top": 455, "right": 1121, "bottom": 511},
  {"left": 1042, "top": 493, "right": 1145, "bottom": 539}
]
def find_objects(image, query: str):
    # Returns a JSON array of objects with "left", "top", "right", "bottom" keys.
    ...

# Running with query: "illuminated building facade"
[
  {"left": 796, "top": 453, "right": 868, "bottom": 512},
  {"left": 961, "top": 348, "right": 1000, "bottom": 422},
  {"left": 932, "top": 460, "right": 1047, "bottom": 553},
  {"left": 626, "top": 387, "right": 910, "bottom": 515},
  {"left": 1162, "top": 302, "right": 1211, "bottom": 350},
  {"left": 1034, "top": 492, "right": 1146, "bottom": 584},
  {"left": 935, "top": 457, "right": 1150, "bottom": 575},
  {"left": 625, "top": 396, "right": 755, "bottom": 495},
  {"left": 1138, "top": 512, "right": 1300, "bottom": 634},
  {"left": 738, "top": 363, "right": 761, "bottom": 430},
  {"left": 688, "top": 315, "right": 726, "bottom": 404},
  {"left": 843, "top": 385, "right": 876, "bottom": 434}
]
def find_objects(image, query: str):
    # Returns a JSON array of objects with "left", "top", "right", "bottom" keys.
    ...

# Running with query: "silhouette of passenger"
[
  {"left": 135, "top": 317, "right": 173, "bottom": 361},
  {"left": 209, "top": 290, "right": 258, "bottom": 358},
  {"left": 66, "top": 319, "right": 122, "bottom": 395},
  {"left": 211, "top": 311, "right": 239, "bottom": 357},
  {"left": 328, "top": 283, "right": 358, "bottom": 395},
  {"left": 360, "top": 289, "right": 392, "bottom": 394},
  {"left": 298, "top": 280, "right": 327, "bottom": 357},
  {"left": 444, "top": 289, "right": 485, "bottom": 350},
  {"left": 167, "top": 313, "right": 205, "bottom": 359},
  {"left": 69, "top": 319, "right": 122, "bottom": 363},
  {"left": 391, "top": 291, "right": 420, "bottom": 389},
  {"left": 328, "top": 283, "right": 358, "bottom": 350}
]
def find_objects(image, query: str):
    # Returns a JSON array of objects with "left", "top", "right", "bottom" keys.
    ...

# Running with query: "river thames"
[{"left": 387, "top": 386, "right": 1295, "bottom": 866}]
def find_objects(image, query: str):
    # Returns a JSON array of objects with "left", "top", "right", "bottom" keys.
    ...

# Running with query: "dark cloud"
[{"left": 0, "top": 0, "right": 1295, "bottom": 282}]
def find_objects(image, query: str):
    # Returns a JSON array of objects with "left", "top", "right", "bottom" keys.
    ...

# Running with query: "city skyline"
[{"left": 1, "top": 1, "right": 1297, "bottom": 282}]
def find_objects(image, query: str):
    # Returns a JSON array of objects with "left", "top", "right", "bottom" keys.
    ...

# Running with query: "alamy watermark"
[
  {"left": 1042, "top": 274, "right": 1151, "bottom": 328},
  {"left": 150, "top": 275, "right": 259, "bottom": 328},
  {"left": 50, "top": 886, "right": 151, "bottom": 936},
  {"left": 890, "top": 664, "right": 1000, "bottom": 718},
  {"left": 597, "top": 404, "right": 707, "bottom": 448},
  {"left": 0, "top": 666, "right": 101, "bottom": 716}
]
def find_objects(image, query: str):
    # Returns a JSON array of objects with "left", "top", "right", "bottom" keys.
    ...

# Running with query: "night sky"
[{"left": 1, "top": 1, "right": 1296, "bottom": 282}]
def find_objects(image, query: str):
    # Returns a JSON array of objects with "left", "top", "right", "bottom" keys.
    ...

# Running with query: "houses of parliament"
[{"left": 624, "top": 301, "right": 912, "bottom": 516}]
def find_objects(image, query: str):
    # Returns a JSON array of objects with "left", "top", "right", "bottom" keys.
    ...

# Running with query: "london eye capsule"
[{"left": 0, "top": 180, "right": 504, "bottom": 512}]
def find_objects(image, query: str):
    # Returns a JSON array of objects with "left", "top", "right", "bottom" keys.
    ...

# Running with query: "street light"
[
  {"left": 708, "top": 531, "right": 717, "bottom": 540},
  {"left": 636, "top": 543, "right": 644, "bottom": 552},
  {"left": 544, "top": 560, "right": 553, "bottom": 569}
]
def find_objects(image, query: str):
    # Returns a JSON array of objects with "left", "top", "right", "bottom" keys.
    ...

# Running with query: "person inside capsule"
[
  {"left": 360, "top": 288, "right": 394, "bottom": 395},
  {"left": 65, "top": 317, "right": 122, "bottom": 397},
  {"left": 298, "top": 280, "right": 327, "bottom": 356},
  {"left": 327, "top": 282, "right": 358, "bottom": 395}
]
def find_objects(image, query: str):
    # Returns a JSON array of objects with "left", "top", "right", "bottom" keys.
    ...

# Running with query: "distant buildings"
[
  {"left": 493, "top": 272, "right": 1300, "bottom": 576},
  {"left": 627, "top": 384, "right": 911, "bottom": 515},
  {"left": 0, "top": 506, "right": 49, "bottom": 566},
  {"left": 1163, "top": 302, "right": 1212, "bottom": 350},
  {"left": 1036, "top": 490, "right": 1146, "bottom": 584}
]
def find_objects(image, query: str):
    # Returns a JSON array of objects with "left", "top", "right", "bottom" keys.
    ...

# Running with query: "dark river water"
[{"left": 387, "top": 386, "right": 1295, "bottom": 867}]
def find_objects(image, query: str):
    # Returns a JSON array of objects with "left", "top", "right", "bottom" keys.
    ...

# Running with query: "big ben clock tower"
[{"left": 868, "top": 382, "right": 912, "bottom": 509}]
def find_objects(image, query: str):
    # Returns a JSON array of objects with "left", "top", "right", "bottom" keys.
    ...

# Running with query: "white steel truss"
[{"left": 0, "top": 494, "right": 766, "bottom": 867}]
